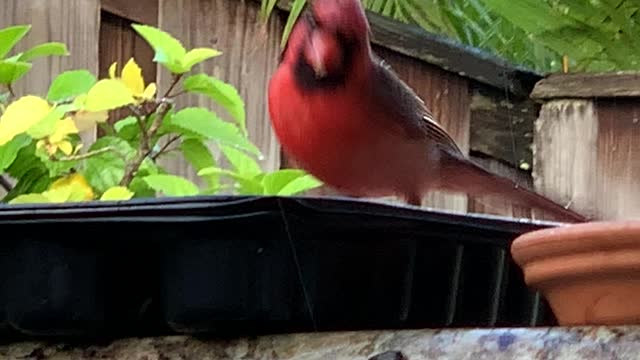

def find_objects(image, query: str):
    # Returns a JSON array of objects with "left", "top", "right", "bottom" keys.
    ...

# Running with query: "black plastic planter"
[{"left": 0, "top": 195, "right": 560, "bottom": 338}]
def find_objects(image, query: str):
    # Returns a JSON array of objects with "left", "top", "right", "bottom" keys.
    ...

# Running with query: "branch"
[
  {"left": 129, "top": 104, "right": 150, "bottom": 151},
  {"left": 151, "top": 135, "right": 181, "bottom": 161},
  {"left": 7, "top": 83, "right": 15, "bottom": 98},
  {"left": 119, "top": 74, "right": 183, "bottom": 187},
  {"left": 164, "top": 74, "right": 183, "bottom": 98},
  {"left": 0, "top": 175, "right": 13, "bottom": 192},
  {"left": 58, "top": 147, "right": 113, "bottom": 161}
]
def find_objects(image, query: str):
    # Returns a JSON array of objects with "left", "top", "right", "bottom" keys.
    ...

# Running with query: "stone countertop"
[{"left": 2, "top": 327, "right": 640, "bottom": 359}]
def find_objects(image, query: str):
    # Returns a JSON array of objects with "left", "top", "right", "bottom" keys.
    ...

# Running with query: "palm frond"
[{"left": 260, "top": 0, "right": 640, "bottom": 72}]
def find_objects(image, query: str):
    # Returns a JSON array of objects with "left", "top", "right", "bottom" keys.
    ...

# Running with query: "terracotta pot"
[{"left": 511, "top": 220, "right": 640, "bottom": 326}]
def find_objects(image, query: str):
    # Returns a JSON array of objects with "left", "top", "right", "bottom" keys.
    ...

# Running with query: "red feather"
[{"left": 268, "top": 0, "right": 587, "bottom": 223}]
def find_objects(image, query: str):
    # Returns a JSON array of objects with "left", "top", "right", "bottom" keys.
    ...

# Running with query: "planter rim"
[
  {"left": 511, "top": 220, "right": 640, "bottom": 266},
  {"left": 0, "top": 195, "right": 563, "bottom": 249},
  {"left": 0, "top": 194, "right": 562, "bottom": 225}
]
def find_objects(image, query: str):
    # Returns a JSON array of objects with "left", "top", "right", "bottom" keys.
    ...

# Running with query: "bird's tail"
[{"left": 436, "top": 155, "right": 588, "bottom": 223}]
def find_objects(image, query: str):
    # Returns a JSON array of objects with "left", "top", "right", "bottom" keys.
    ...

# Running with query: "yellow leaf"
[
  {"left": 84, "top": 79, "right": 135, "bottom": 112},
  {"left": 142, "top": 83, "right": 157, "bottom": 100},
  {"left": 42, "top": 185, "right": 74, "bottom": 203},
  {"left": 109, "top": 61, "right": 118, "bottom": 79},
  {"left": 0, "top": 95, "right": 51, "bottom": 145},
  {"left": 121, "top": 58, "right": 145, "bottom": 95},
  {"left": 49, "top": 173, "right": 95, "bottom": 201},
  {"left": 100, "top": 186, "right": 134, "bottom": 201},
  {"left": 49, "top": 117, "right": 79, "bottom": 143},
  {"left": 57, "top": 140, "right": 73, "bottom": 155},
  {"left": 72, "top": 110, "right": 108, "bottom": 132}
]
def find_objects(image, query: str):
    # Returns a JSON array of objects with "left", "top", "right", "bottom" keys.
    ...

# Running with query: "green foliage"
[
  {"left": 0, "top": 25, "right": 68, "bottom": 85},
  {"left": 264, "top": 0, "right": 640, "bottom": 73},
  {"left": 481, "top": 0, "right": 640, "bottom": 71},
  {"left": 131, "top": 24, "right": 222, "bottom": 74},
  {"left": 47, "top": 70, "right": 97, "bottom": 102},
  {"left": 0, "top": 23, "right": 322, "bottom": 205},
  {"left": 183, "top": 74, "right": 247, "bottom": 135}
]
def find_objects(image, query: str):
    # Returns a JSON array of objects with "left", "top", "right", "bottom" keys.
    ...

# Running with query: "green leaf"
[
  {"left": 84, "top": 79, "right": 135, "bottom": 112},
  {"left": 47, "top": 69, "right": 97, "bottom": 102},
  {"left": 181, "top": 138, "right": 217, "bottom": 188},
  {"left": 180, "top": 138, "right": 216, "bottom": 171},
  {"left": 261, "top": 169, "right": 321, "bottom": 195},
  {"left": 281, "top": 0, "right": 307, "bottom": 48},
  {"left": 197, "top": 166, "right": 263, "bottom": 195},
  {"left": 8, "top": 193, "right": 50, "bottom": 204},
  {"left": 183, "top": 74, "right": 246, "bottom": 134},
  {"left": 5, "top": 142, "right": 43, "bottom": 179},
  {"left": 114, "top": 116, "right": 142, "bottom": 144},
  {"left": 167, "top": 107, "right": 261, "bottom": 156},
  {"left": 43, "top": 159, "right": 77, "bottom": 179},
  {"left": 129, "top": 176, "right": 156, "bottom": 198},
  {"left": 3, "top": 166, "right": 51, "bottom": 202},
  {"left": 0, "top": 25, "right": 30, "bottom": 59},
  {"left": 260, "top": 0, "right": 280, "bottom": 21},
  {"left": 126, "top": 159, "right": 163, "bottom": 198},
  {"left": 83, "top": 136, "right": 135, "bottom": 193},
  {"left": 220, "top": 145, "right": 262, "bottom": 177},
  {"left": 0, "top": 60, "right": 32, "bottom": 85},
  {"left": 114, "top": 116, "right": 138, "bottom": 133},
  {"left": 142, "top": 174, "right": 199, "bottom": 197},
  {"left": 18, "top": 42, "right": 69, "bottom": 62},
  {"left": 0, "top": 133, "right": 31, "bottom": 173},
  {"left": 277, "top": 174, "right": 323, "bottom": 195},
  {"left": 131, "top": 24, "right": 187, "bottom": 74},
  {"left": 100, "top": 186, "right": 134, "bottom": 201},
  {"left": 180, "top": 48, "right": 222, "bottom": 72}
]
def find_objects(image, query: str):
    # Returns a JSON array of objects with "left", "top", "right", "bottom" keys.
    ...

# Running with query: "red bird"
[{"left": 267, "top": 0, "right": 587, "bottom": 223}]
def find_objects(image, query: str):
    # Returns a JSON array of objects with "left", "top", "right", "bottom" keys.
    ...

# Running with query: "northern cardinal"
[{"left": 267, "top": 0, "right": 587, "bottom": 223}]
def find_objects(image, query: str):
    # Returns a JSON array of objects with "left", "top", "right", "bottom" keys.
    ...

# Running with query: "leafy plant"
[
  {"left": 0, "top": 24, "right": 322, "bottom": 205},
  {"left": 262, "top": 0, "right": 640, "bottom": 73},
  {"left": 481, "top": 0, "right": 640, "bottom": 72}
]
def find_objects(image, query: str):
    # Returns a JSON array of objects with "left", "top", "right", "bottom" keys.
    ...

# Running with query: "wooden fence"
[
  {"left": 531, "top": 73, "right": 640, "bottom": 221},
  {"left": 2, "top": 0, "right": 577, "bottom": 222}
]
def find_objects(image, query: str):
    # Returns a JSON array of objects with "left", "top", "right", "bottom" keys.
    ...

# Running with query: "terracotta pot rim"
[
  {"left": 511, "top": 220, "right": 640, "bottom": 265},
  {"left": 523, "top": 248, "right": 640, "bottom": 286}
]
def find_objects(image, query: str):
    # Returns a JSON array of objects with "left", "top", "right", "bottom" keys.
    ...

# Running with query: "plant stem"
[
  {"left": 0, "top": 175, "right": 13, "bottom": 192},
  {"left": 6, "top": 84, "right": 15, "bottom": 98},
  {"left": 165, "top": 74, "right": 183, "bottom": 98},
  {"left": 58, "top": 147, "right": 113, "bottom": 161},
  {"left": 151, "top": 135, "right": 181, "bottom": 161},
  {"left": 129, "top": 104, "right": 150, "bottom": 151},
  {"left": 119, "top": 74, "right": 183, "bottom": 187}
]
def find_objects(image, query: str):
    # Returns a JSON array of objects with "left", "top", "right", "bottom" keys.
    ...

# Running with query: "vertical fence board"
[
  {"left": 595, "top": 99, "right": 640, "bottom": 219},
  {"left": 533, "top": 100, "right": 599, "bottom": 220},
  {"left": 157, "top": 0, "right": 283, "bottom": 185}
]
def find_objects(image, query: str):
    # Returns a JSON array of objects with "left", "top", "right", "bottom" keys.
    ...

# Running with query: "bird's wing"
[{"left": 370, "top": 55, "right": 464, "bottom": 157}]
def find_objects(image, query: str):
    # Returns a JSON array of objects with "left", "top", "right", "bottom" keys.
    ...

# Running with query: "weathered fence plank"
[{"left": 157, "top": 0, "right": 284, "bottom": 184}]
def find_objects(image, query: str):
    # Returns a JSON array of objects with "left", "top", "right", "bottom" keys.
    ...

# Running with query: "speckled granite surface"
[{"left": 2, "top": 327, "right": 640, "bottom": 359}]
